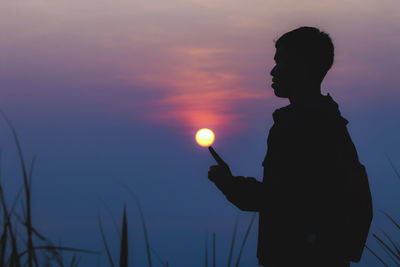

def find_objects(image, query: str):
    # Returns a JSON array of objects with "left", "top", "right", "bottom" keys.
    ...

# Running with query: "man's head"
[{"left": 270, "top": 27, "right": 334, "bottom": 98}]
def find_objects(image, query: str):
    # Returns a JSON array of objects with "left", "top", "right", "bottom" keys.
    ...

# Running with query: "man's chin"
[{"left": 273, "top": 88, "right": 289, "bottom": 98}]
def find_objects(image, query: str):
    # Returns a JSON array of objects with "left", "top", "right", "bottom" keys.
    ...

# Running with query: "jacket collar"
[{"left": 272, "top": 93, "right": 349, "bottom": 125}]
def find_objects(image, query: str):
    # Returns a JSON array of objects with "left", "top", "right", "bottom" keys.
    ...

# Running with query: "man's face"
[{"left": 270, "top": 47, "right": 305, "bottom": 98}]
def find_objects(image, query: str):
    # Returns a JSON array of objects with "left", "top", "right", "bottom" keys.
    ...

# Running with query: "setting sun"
[{"left": 195, "top": 128, "right": 215, "bottom": 147}]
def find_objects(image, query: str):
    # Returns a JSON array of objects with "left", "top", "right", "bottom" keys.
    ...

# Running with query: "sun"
[{"left": 195, "top": 128, "right": 215, "bottom": 147}]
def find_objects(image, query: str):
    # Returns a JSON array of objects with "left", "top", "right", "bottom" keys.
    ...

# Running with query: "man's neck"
[{"left": 288, "top": 85, "right": 322, "bottom": 105}]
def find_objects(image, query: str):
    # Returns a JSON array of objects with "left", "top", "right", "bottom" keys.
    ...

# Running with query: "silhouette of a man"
[{"left": 208, "top": 27, "right": 373, "bottom": 267}]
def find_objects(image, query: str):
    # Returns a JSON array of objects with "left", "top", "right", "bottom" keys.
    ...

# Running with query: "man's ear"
[{"left": 301, "top": 62, "right": 318, "bottom": 82}]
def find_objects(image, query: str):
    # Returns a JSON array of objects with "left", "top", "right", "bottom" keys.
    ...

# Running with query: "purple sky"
[{"left": 1, "top": 0, "right": 400, "bottom": 266}]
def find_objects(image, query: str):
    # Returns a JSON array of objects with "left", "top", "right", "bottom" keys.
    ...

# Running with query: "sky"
[{"left": 1, "top": 0, "right": 400, "bottom": 266}]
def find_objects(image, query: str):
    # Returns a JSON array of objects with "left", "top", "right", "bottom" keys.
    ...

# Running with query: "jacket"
[{"left": 212, "top": 93, "right": 373, "bottom": 266}]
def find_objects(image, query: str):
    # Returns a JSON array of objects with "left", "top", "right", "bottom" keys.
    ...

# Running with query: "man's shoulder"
[
  {"left": 272, "top": 94, "right": 349, "bottom": 127},
  {"left": 270, "top": 103, "right": 351, "bottom": 148},
  {"left": 272, "top": 104, "right": 296, "bottom": 124}
]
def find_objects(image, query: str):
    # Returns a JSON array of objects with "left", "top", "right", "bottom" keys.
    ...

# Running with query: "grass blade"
[
  {"left": 0, "top": 187, "right": 8, "bottom": 265},
  {"left": 227, "top": 214, "right": 239, "bottom": 267},
  {"left": 119, "top": 205, "right": 128, "bottom": 267},
  {"left": 72, "top": 256, "right": 81, "bottom": 267},
  {"left": 69, "top": 254, "right": 82, "bottom": 267},
  {"left": 125, "top": 187, "right": 152, "bottom": 267},
  {"left": 0, "top": 185, "right": 20, "bottom": 267},
  {"left": 98, "top": 215, "right": 115, "bottom": 267},
  {"left": 235, "top": 213, "right": 256, "bottom": 267},
  {"left": 365, "top": 245, "right": 389, "bottom": 267},
  {"left": 4, "top": 222, "right": 21, "bottom": 267},
  {"left": 17, "top": 246, "right": 100, "bottom": 258},
  {"left": 373, "top": 233, "right": 400, "bottom": 264},
  {"left": 0, "top": 111, "right": 37, "bottom": 267},
  {"left": 14, "top": 212, "right": 47, "bottom": 241},
  {"left": 28, "top": 156, "right": 36, "bottom": 197},
  {"left": 379, "top": 228, "right": 400, "bottom": 257},
  {"left": 212, "top": 232, "right": 216, "bottom": 267},
  {"left": 150, "top": 247, "right": 167, "bottom": 266},
  {"left": 386, "top": 154, "right": 400, "bottom": 180},
  {"left": 0, "top": 150, "right": 7, "bottom": 266},
  {"left": 205, "top": 231, "right": 208, "bottom": 267},
  {"left": 380, "top": 210, "right": 400, "bottom": 231},
  {"left": 99, "top": 197, "right": 121, "bottom": 238},
  {"left": 0, "top": 224, "right": 8, "bottom": 265},
  {"left": 69, "top": 254, "right": 77, "bottom": 267}
]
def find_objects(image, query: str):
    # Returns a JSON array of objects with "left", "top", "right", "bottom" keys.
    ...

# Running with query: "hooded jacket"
[{"left": 212, "top": 93, "right": 372, "bottom": 266}]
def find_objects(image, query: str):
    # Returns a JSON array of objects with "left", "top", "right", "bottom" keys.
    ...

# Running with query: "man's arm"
[
  {"left": 208, "top": 147, "right": 264, "bottom": 211},
  {"left": 211, "top": 174, "right": 263, "bottom": 211}
]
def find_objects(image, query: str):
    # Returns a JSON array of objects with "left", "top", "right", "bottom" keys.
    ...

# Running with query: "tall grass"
[
  {"left": 227, "top": 215, "right": 238, "bottom": 267},
  {"left": 0, "top": 111, "right": 99, "bottom": 266},
  {"left": 0, "top": 112, "right": 257, "bottom": 266},
  {"left": 367, "top": 156, "right": 400, "bottom": 266},
  {"left": 203, "top": 213, "right": 257, "bottom": 267}
]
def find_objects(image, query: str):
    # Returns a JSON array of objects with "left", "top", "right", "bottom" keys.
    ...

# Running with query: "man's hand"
[{"left": 208, "top": 146, "right": 233, "bottom": 182}]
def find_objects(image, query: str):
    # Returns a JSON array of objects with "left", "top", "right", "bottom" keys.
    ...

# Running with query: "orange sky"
[{"left": 1, "top": 0, "right": 399, "bottom": 137}]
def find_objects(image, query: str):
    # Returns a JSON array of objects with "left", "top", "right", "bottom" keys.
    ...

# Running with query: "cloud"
[{"left": 1, "top": 0, "right": 399, "bottom": 137}]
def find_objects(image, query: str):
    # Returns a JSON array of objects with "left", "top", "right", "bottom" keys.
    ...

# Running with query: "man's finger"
[{"left": 209, "top": 146, "right": 227, "bottom": 166}]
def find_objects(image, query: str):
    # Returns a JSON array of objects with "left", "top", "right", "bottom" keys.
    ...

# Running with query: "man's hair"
[{"left": 275, "top": 26, "right": 334, "bottom": 82}]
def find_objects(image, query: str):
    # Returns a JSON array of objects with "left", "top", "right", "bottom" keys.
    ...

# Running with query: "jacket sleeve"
[{"left": 212, "top": 175, "right": 264, "bottom": 211}]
